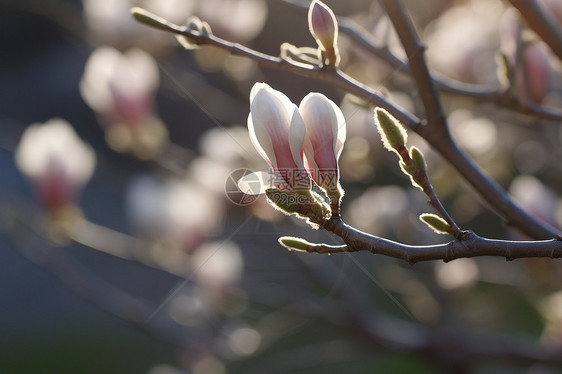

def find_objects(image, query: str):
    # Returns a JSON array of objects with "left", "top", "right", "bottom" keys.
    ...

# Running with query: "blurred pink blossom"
[
  {"left": 425, "top": 1, "right": 504, "bottom": 83},
  {"left": 80, "top": 46, "right": 158, "bottom": 124},
  {"left": 516, "top": 40, "right": 552, "bottom": 104},
  {"left": 80, "top": 47, "right": 168, "bottom": 157},
  {"left": 15, "top": 119, "right": 96, "bottom": 211}
]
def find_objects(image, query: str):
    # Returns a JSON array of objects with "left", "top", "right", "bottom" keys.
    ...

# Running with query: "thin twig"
[{"left": 420, "top": 181, "right": 462, "bottom": 237}]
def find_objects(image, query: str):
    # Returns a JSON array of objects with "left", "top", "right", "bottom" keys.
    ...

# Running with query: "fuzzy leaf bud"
[{"left": 420, "top": 213, "right": 450, "bottom": 235}]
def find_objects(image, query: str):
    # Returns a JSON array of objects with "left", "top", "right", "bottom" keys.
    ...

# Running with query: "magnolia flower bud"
[
  {"left": 516, "top": 40, "right": 551, "bottom": 104},
  {"left": 308, "top": 0, "right": 340, "bottom": 66},
  {"left": 300, "top": 92, "right": 346, "bottom": 212},
  {"left": 239, "top": 83, "right": 311, "bottom": 194}
]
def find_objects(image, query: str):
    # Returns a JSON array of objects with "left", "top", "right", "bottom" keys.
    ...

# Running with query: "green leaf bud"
[
  {"left": 410, "top": 146, "right": 427, "bottom": 174},
  {"left": 131, "top": 7, "right": 177, "bottom": 33},
  {"left": 420, "top": 213, "right": 450, "bottom": 235},
  {"left": 278, "top": 236, "right": 311, "bottom": 252},
  {"left": 374, "top": 107, "right": 408, "bottom": 153},
  {"left": 265, "top": 188, "right": 302, "bottom": 215}
]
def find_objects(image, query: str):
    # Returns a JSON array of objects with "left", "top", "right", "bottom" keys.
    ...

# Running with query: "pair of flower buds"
[{"left": 238, "top": 83, "right": 346, "bottom": 217}]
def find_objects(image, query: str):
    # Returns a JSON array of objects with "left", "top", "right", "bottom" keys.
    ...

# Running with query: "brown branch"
[
  {"left": 508, "top": 0, "right": 562, "bottom": 62},
  {"left": 336, "top": 18, "right": 562, "bottom": 122},
  {"left": 378, "top": 0, "right": 447, "bottom": 135},
  {"left": 376, "top": 0, "right": 558, "bottom": 239},
  {"left": 314, "top": 217, "right": 562, "bottom": 264},
  {"left": 132, "top": 8, "right": 559, "bottom": 240},
  {"left": 279, "top": 237, "right": 562, "bottom": 368},
  {"left": 281, "top": 0, "right": 562, "bottom": 122},
  {"left": 420, "top": 181, "right": 462, "bottom": 237}
]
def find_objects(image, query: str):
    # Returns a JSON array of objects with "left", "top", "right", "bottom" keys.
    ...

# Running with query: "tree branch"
[
  {"left": 378, "top": 0, "right": 447, "bottom": 135},
  {"left": 132, "top": 7, "right": 559, "bottom": 240},
  {"left": 508, "top": 0, "right": 562, "bottom": 62},
  {"left": 276, "top": 240, "right": 562, "bottom": 368},
  {"left": 377, "top": 0, "right": 559, "bottom": 239},
  {"left": 281, "top": 0, "right": 562, "bottom": 122},
  {"left": 336, "top": 18, "right": 562, "bottom": 122},
  {"left": 311, "top": 217, "right": 562, "bottom": 264}
]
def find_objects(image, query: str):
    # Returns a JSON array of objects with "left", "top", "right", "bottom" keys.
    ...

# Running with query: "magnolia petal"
[
  {"left": 247, "top": 114, "right": 276, "bottom": 167},
  {"left": 288, "top": 105, "right": 307, "bottom": 169},
  {"left": 250, "top": 95, "right": 287, "bottom": 168},
  {"left": 250, "top": 82, "right": 295, "bottom": 116},
  {"left": 326, "top": 97, "right": 346, "bottom": 160},
  {"left": 300, "top": 93, "right": 336, "bottom": 168},
  {"left": 237, "top": 171, "right": 274, "bottom": 195},
  {"left": 302, "top": 93, "right": 346, "bottom": 159},
  {"left": 250, "top": 82, "right": 268, "bottom": 103}
]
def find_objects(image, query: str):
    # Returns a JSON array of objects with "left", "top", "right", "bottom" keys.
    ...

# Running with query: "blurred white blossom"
[
  {"left": 449, "top": 110, "right": 498, "bottom": 156},
  {"left": 80, "top": 46, "right": 168, "bottom": 157},
  {"left": 15, "top": 118, "right": 96, "bottom": 210},
  {"left": 80, "top": 46, "right": 158, "bottom": 121},
  {"left": 227, "top": 325, "right": 261, "bottom": 356},
  {"left": 425, "top": 0, "right": 505, "bottom": 83},
  {"left": 192, "top": 240, "right": 244, "bottom": 292},
  {"left": 196, "top": 0, "right": 267, "bottom": 42},
  {"left": 345, "top": 185, "right": 408, "bottom": 235},
  {"left": 509, "top": 174, "right": 557, "bottom": 226},
  {"left": 126, "top": 175, "right": 225, "bottom": 252},
  {"left": 166, "top": 180, "right": 225, "bottom": 252},
  {"left": 83, "top": 0, "right": 196, "bottom": 49},
  {"left": 199, "top": 126, "right": 261, "bottom": 169},
  {"left": 435, "top": 258, "right": 479, "bottom": 291}
]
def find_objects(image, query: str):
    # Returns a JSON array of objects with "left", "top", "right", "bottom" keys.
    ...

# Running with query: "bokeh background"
[{"left": 2, "top": 0, "right": 562, "bottom": 373}]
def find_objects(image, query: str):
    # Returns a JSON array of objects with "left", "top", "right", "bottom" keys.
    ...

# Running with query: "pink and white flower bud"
[
  {"left": 516, "top": 40, "right": 551, "bottom": 104},
  {"left": 308, "top": 0, "right": 338, "bottom": 52},
  {"left": 308, "top": 0, "right": 339, "bottom": 66},
  {"left": 239, "top": 83, "right": 310, "bottom": 194},
  {"left": 15, "top": 119, "right": 96, "bottom": 211},
  {"left": 300, "top": 93, "right": 346, "bottom": 199}
]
